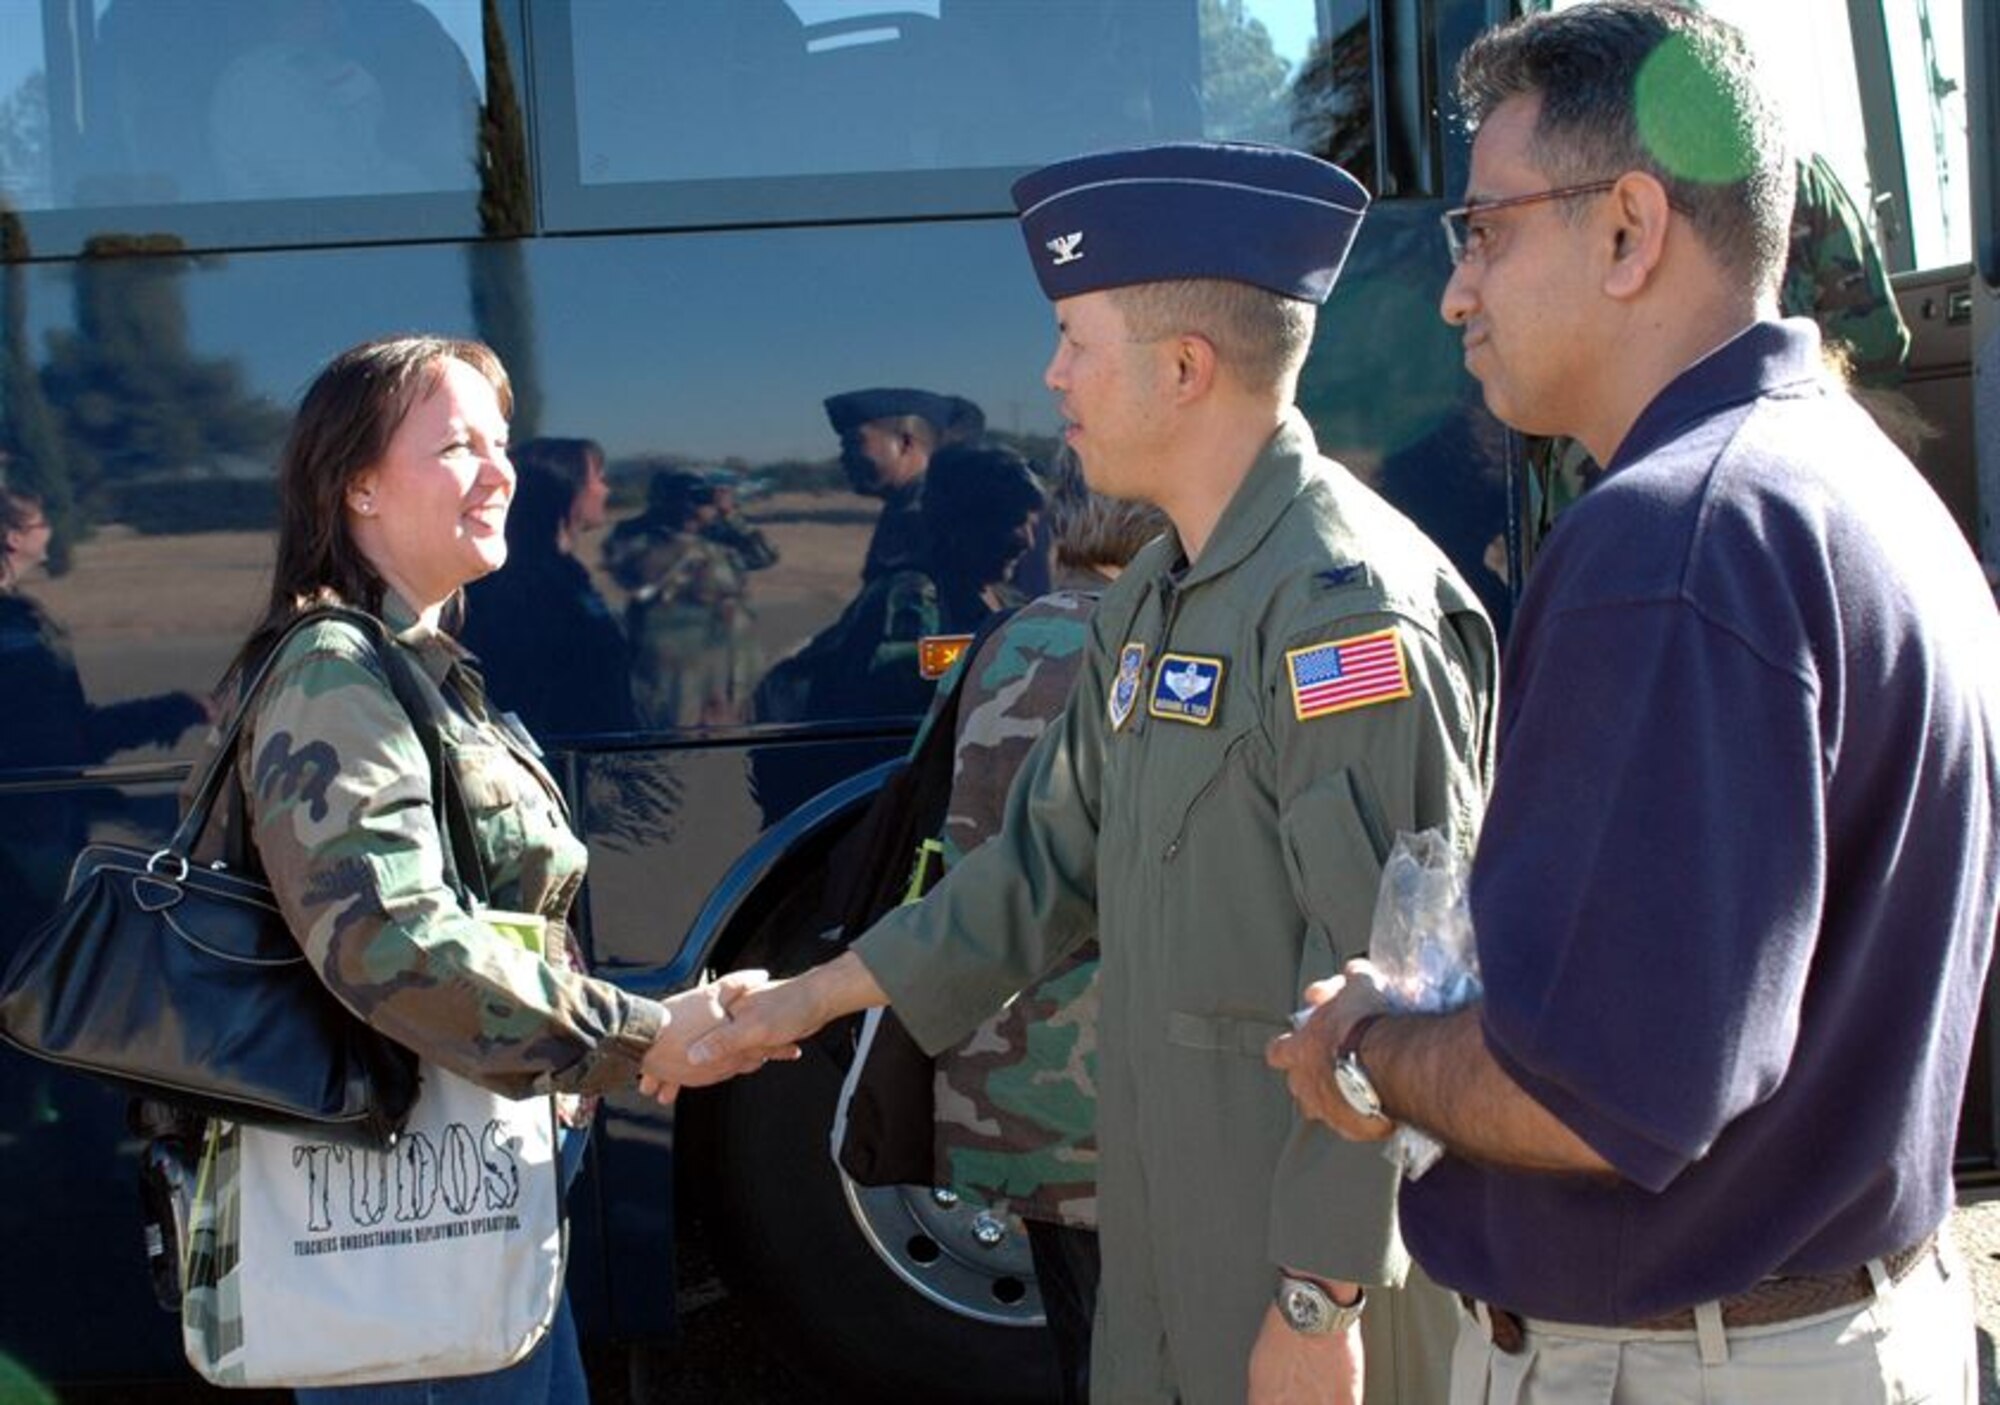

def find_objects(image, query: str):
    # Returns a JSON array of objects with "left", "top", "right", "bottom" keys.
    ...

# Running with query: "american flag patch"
[{"left": 1286, "top": 628, "right": 1412, "bottom": 720}]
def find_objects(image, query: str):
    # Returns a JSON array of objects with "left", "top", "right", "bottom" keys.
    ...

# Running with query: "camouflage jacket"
[
  {"left": 606, "top": 523, "right": 747, "bottom": 620},
  {"left": 932, "top": 584, "right": 1102, "bottom": 1229},
  {"left": 202, "top": 596, "right": 664, "bottom": 1098},
  {"left": 1785, "top": 152, "right": 1910, "bottom": 387}
]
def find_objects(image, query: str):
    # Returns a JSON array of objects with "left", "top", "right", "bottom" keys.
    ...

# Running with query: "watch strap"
[{"left": 1338, "top": 1012, "right": 1386, "bottom": 1061}]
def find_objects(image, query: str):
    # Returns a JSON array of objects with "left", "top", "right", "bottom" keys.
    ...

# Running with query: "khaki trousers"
[{"left": 1448, "top": 1243, "right": 1976, "bottom": 1405}]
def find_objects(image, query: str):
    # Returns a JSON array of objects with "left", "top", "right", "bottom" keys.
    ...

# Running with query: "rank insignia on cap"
[
  {"left": 919, "top": 634, "right": 976, "bottom": 680},
  {"left": 1287, "top": 629, "right": 1411, "bottom": 721},
  {"left": 1148, "top": 652, "right": 1224, "bottom": 726},
  {"left": 1108, "top": 642, "right": 1146, "bottom": 731},
  {"left": 1046, "top": 232, "right": 1085, "bottom": 266}
]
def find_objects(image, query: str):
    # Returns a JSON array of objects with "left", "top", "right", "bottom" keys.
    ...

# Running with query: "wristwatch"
[
  {"left": 1333, "top": 1014, "right": 1388, "bottom": 1122},
  {"left": 1275, "top": 1274, "right": 1367, "bottom": 1335}
]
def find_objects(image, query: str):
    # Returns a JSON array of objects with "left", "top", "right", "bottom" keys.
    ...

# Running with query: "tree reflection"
[
  {"left": 39, "top": 235, "right": 284, "bottom": 539},
  {"left": 1290, "top": 19, "right": 1377, "bottom": 193},
  {"left": 1201, "top": 0, "right": 1292, "bottom": 142},
  {"left": 0, "top": 74, "right": 48, "bottom": 209},
  {"left": 468, "top": 0, "right": 541, "bottom": 439}
]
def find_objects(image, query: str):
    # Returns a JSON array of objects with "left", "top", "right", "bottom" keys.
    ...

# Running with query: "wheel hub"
[{"left": 838, "top": 1174, "right": 1045, "bottom": 1327}]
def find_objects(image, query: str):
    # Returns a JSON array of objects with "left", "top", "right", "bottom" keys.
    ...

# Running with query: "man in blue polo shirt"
[{"left": 1268, "top": 2, "right": 1999, "bottom": 1400}]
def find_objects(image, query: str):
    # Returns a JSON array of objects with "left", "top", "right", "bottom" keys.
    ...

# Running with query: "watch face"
[
  {"left": 1335, "top": 1054, "right": 1383, "bottom": 1120},
  {"left": 1280, "top": 1281, "right": 1331, "bottom": 1334}
]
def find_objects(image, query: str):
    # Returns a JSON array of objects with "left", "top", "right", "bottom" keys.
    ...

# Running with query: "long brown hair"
[{"left": 226, "top": 335, "right": 512, "bottom": 685}]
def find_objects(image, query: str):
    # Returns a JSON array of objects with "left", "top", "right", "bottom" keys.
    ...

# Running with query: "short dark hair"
[
  {"left": 1455, "top": 0, "right": 1792, "bottom": 294},
  {"left": 1109, "top": 280, "right": 1316, "bottom": 395},
  {"left": 921, "top": 444, "right": 1045, "bottom": 532},
  {"left": 513, "top": 437, "right": 603, "bottom": 501},
  {"left": 506, "top": 438, "right": 604, "bottom": 555}
]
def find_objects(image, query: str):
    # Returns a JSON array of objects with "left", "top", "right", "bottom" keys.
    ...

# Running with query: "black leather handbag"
[{"left": 0, "top": 606, "right": 474, "bottom": 1149}]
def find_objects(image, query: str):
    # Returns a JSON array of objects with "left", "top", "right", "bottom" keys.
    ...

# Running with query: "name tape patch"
[{"left": 1148, "top": 652, "right": 1224, "bottom": 726}]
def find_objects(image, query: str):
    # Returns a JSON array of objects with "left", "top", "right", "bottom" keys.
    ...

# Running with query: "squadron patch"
[
  {"left": 918, "top": 634, "right": 976, "bottom": 680},
  {"left": 1148, "top": 652, "right": 1224, "bottom": 726},
  {"left": 1107, "top": 642, "right": 1146, "bottom": 731},
  {"left": 1287, "top": 628, "right": 1411, "bottom": 720}
]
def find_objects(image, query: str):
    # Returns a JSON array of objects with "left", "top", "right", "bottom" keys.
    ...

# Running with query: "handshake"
[{"left": 636, "top": 953, "right": 882, "bottom": 1103}]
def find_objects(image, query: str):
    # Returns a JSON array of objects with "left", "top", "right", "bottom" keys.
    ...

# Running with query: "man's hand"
[
  {"left": 686, "top": 949, "right": 889, "bottom": 1073},
  {"left": 1246, "top": 1301, "right": 1362, "bottom": 1405},
  {"left": 1266, "top": 960, "right": 1393, "bottom": 1142},
  {"left": 636, "top": 969, "right": 800, "bottom": 1104}
]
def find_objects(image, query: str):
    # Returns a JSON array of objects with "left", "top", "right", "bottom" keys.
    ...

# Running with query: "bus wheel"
[{"left": 703, "top": 1029, "right": 1061, "bottom": 1403}]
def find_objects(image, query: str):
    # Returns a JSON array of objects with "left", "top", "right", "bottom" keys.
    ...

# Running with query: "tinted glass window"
[
  {"left": 0, "top": 0, "right": 509, "bottom": 253},
  {"left": 547, "top": 0, "right": 1373, "bottom": 226}
]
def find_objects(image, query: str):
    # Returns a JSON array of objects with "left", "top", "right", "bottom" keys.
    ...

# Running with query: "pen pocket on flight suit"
[
  {"left": 1164, "top": 1009, "right": 1291, "bottom": 1058},
  {"left": 1278, "top": 767, "right": 1392, "bottom": 964},
  {"left": 1154, "top": 725, "right": 1257, "bottom": 857}
]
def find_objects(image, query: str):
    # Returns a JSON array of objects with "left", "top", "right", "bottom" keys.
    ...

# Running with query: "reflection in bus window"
[
  {"left": 1881, "top": 1, "right": 1970, "bottom": 269},
  {"left": 0, "top": 0, "right": 486, "bottom": 212},
  {"left": 567, "top": 0, "right": 1370, "bottom": 190}
]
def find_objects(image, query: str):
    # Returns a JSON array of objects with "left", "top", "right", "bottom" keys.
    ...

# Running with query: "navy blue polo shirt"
[{"left": 1401, "top": 320, "right": 2000, "bottom": 1323}]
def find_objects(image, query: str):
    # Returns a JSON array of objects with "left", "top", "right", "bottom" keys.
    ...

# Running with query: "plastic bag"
[{"left": 1365, "top": 828, "right": 1480, "bottom": 1179}]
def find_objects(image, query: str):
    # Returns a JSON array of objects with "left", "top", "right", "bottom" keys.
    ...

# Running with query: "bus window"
[
  {"left": 1880, "top": 1, "right": 1970, "bottom": 270},
  {"left": 1, "top": 0, "right": 504, "bottom": 254},
  {"left": 542, "top": 0, "right": 1372, "bottom": 228}
]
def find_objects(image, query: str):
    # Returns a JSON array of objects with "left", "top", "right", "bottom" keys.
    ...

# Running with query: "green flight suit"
[{"left": 858, "top": 412, "right": 1497, "bottom": 1405}]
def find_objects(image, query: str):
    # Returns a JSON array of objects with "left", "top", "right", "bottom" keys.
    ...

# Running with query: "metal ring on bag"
[{"left": 146, "top": 850, "right": 191, "bottom": 882}]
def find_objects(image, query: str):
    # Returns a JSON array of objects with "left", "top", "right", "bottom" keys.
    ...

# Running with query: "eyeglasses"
[{"left": 1440, "top": 179, "right": 1618, "bottom": 266}]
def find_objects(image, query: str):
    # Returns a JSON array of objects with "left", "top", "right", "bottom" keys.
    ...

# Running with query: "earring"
[{"left": 355, "top": 495, "right": 375, "bottom": 516}]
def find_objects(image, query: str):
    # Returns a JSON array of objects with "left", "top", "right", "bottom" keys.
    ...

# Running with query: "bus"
[{"left": 0, "top": 0, "right": 1990, "bottom": 1399}]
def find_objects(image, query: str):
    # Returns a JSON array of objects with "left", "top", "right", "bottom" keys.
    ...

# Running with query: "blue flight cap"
[
  {"left": 1012, "top": 142, "right": 1370, "bottom": 305},
  {"left": 824, "top": 388, "right": 961, "bottom": 437}
]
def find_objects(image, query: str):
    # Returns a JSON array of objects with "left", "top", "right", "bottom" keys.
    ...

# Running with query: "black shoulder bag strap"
[
  {"left": 197, "top": 606, "right": 488, "bottom": 910},
  {"left": 824, "top": 605, "right": 1019, "bottom": 947}
]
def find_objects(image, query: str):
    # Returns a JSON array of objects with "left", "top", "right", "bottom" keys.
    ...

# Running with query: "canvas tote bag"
[{"left": 181, "top": 1063, "right": 563, "bottom": 1387}]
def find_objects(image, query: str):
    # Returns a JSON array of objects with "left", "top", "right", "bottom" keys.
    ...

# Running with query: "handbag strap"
[{"left": 172, "top": 606, "right": 489, "bottom": 908}]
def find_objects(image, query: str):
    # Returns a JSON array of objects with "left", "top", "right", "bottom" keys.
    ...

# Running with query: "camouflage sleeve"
[
  {"left": 242, "top": 624, "right": 663, "bottom": 1097},
  {"left": 940, "top": 595, "right": 1095, "bottom": 866},
  {"left": 1784, "top": 152, "right": 1910, "bottom": 387}
]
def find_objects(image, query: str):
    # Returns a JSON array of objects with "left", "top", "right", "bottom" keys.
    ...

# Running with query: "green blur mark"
[
  {"left": 0, "top": 1354, "right": 58, "bottom": 1405},
  {"left": 1634, "top": 31, "right": 1757, "bottom": 185}
]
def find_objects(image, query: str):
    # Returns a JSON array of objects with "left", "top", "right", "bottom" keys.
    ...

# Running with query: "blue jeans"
[{"left": 293, "top": 1128, "right": 592, "bottom": 1405}]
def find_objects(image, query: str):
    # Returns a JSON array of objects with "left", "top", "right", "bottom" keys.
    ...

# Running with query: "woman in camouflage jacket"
[{"left": 203, "top": 336, "right": 761, "bottom": 1405}]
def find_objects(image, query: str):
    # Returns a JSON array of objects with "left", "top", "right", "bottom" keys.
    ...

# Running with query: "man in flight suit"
[{"left": 675, "top": 143, "right": 1497, "bottom": 1405}]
